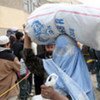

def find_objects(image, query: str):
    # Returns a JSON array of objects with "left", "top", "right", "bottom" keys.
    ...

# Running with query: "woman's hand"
[
  {"left": 41, "top": 85, "right": 55, "bottom": 99},
  {"left": 41, "top": 85, "right": 69, "bottom": 100}
]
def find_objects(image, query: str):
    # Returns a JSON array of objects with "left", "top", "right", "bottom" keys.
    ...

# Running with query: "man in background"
[
  {"left": 34, "top": 44, "right": 55, "bottom": 95},
  {"left": 0, "top": 35, "right": 20, "bottom": 100}
]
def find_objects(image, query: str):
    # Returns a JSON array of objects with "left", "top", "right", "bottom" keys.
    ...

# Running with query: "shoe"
[{"left": 29, "top": 92, "right": 34, "bottom": 97}]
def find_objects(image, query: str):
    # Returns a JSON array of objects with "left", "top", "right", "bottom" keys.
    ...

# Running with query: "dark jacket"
[
  {"left": 12, "top": 40, "right": 23, "bottom": 60},
  {"left": 24, "top": 49, "right": 44, "bottom": 76}
]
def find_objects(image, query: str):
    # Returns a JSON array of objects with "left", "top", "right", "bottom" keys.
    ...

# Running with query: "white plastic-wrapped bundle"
[
  {"left": 32, "top": 73, "right": 58, "bottom": 100},
  {"left": 25, "top": 3, "right": 100, "bottom": 50}
]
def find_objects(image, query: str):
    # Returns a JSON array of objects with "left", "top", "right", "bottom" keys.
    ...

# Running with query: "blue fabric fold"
[{"left": 43, "top": 35, "right": 95, "bottom": 100}]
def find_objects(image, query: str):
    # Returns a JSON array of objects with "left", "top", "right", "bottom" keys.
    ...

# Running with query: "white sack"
[
  {"left": 32, "top": 95, "right": 49, "bottom": 100},
  {"left": 26, "top": 3, "right": 100, "bottom": 50}
]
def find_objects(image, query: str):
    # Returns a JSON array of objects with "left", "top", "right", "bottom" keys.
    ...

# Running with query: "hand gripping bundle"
[{"left": 32, "top": 73, "right": 58, "bottom": 100}]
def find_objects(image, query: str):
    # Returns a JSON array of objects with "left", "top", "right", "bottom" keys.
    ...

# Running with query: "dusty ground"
[{"left": 91, "top": 74, "right": 100, "bottom": 100}]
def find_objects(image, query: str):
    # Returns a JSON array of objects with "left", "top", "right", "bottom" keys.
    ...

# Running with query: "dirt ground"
[{"left": 91, "top": 74, "right": 100, "bottom": 100}]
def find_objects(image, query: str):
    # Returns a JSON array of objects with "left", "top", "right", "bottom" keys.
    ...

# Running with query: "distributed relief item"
[
  {"left": 17, "top": 58, "right": 29, "bottom": 77},
  {"left": 26, "top": 3, "right": 100, "bottom": 50},
  {"left": 32, "top": 73, "right": 58, "bottom": 100}
]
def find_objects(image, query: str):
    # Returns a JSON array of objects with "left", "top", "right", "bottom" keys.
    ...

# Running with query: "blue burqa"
[{"left": 43, "top": 35, "right": 95, "bottom": 100}]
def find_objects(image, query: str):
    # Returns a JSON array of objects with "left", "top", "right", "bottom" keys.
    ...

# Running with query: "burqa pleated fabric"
[{"left": 43, "top": 35, "right": 95, "bottom": 100}]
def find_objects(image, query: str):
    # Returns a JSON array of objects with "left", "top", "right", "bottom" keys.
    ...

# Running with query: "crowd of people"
[
  {"left": 0, "top": 8, "right": 100, "bottom": 100},
  {"left": 0, "top": 27, "right": 100, "bottom": 100},
  {"left": 0, "top": 28, "right": 31, "bottom": 100}
]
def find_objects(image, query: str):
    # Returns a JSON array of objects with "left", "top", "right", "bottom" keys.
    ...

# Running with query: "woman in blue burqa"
[{"left": 24, "top": 33, "right": 95, "bottom": 100}]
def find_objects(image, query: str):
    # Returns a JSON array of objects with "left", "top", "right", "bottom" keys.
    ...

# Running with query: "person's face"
[
  {"left": 45, "top": 44, "right": 55, "bottom": 53},
  {"left": 5, "top": 42, "right": 10, "bottom": 48}
]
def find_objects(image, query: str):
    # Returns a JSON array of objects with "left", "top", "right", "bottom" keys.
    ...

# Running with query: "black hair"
[
  {"left": 0, "top": 44, "right": 5, "bottom": 47},
  {"left": 15, "top": 31, "right": 23, "bottom": 40}
]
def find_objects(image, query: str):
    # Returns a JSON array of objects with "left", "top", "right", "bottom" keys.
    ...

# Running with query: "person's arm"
[
  {"left": 24, "top": 33, "right": 44, "bottom": 76},
  {"left": 41, "top": 85, "right": 68, "bottom": 100},
  {"left": 24, "top": 32, "right": 31, "bottom": 49}
]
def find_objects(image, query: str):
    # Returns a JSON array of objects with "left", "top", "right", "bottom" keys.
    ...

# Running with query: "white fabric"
[
  {"left": 0, "top": 35, "right": 9, "bottom": 45},
  {"left": 32, "top": 95, "right": 49, "bottom": 100},
  {"left": 26, "top": 3, "right": 100, "bottom": 50}
]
